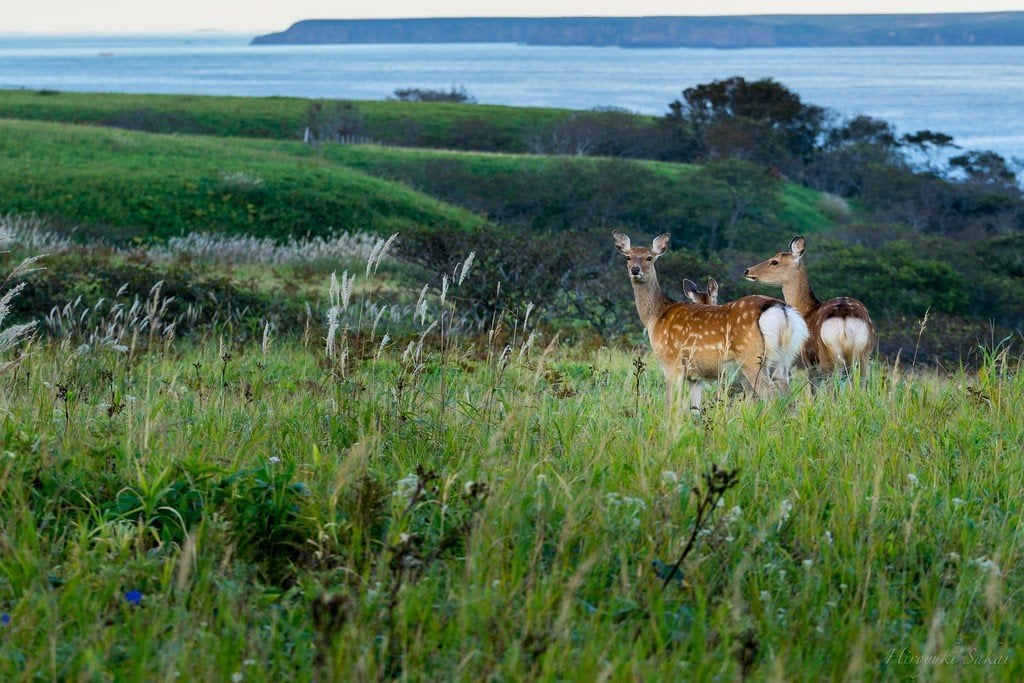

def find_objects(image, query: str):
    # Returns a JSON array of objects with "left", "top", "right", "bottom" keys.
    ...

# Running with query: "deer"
[
  {"left": 683, "top": 277, "right": 719, "bottom": 305},
  {"left": 613, "top": 231, "right": 809, "bottom": 413},
  {"left": 744, "top": 235, "right": 875, "bottom": 385}
]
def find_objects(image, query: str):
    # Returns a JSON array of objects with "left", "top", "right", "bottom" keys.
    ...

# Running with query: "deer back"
[{"left": 649, "top": 295, "right": 779, "bottom": 379}]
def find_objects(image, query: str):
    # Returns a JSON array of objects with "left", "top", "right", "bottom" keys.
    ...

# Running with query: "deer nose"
[
  {"left": 743, "top": 268, "right": 750, "bottom": 276},
  {"left": 630, "top": 265, "right": 641, "bottom": 275}
]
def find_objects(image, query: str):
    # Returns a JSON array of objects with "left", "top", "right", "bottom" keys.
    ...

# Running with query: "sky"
[{"left": 3, "top": 1, "right": 1024, "bottom": 33}]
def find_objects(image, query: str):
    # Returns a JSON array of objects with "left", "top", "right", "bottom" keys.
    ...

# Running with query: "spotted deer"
[
  {"left": 614, "top": 231, "right": 808, "bottom": 413},
  {"left": 683, "top": 277, "right": 719, "bottom": 305},
  {"left": 744, "top": 236, "right": 875, "bottom": 384}
]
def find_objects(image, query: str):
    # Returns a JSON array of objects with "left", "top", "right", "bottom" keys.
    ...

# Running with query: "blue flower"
[
  {"left": 124, "top": 590, "right": 143, "bottom": 606},
  {"left": 1, "top": 613, "right": 9, "bottom": 625}
]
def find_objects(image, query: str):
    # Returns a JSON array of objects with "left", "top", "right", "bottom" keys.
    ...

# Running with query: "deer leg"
[
  {"left": 770, "top": 363, "right": 791, "bottom": 393},
  {"left": 740, "top": 360, "right": 776, "bottom": 399},
  {"left": 688, "top": 381, "right": 703, "bottom": 415}
]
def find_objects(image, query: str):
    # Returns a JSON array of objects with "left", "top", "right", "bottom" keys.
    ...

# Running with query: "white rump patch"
[
  {"left": 759, "top": 305, "right": 810, "bottom": 374},
  {"left": 819, "top": 317, "right": 871, "bottom": 365}
]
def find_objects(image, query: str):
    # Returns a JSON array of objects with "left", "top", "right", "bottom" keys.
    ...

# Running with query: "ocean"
[{"left": 1, "top": 33, "right": 1022, "bottom": 161}]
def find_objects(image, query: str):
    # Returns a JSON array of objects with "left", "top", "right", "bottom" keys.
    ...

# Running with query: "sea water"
[{"left": 1, "top": 33, "right": 1022, "bottom": 160}]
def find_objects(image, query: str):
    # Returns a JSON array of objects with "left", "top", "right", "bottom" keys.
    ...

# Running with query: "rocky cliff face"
[{"left": 251, "top": 13, "right": 1024, "bottom": 48}]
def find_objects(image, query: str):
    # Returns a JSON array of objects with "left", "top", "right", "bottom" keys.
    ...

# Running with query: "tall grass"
[{"left": 1, "top": 238, "right": 1021, "bottom": 680}]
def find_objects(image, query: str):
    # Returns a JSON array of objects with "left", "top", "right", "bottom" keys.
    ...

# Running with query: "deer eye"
[
  {"left": 646, "top": 256, "right": 653, "bottom": 262},
  {"left": 770, "top": 259, "right": 779, "bottom": 266}
]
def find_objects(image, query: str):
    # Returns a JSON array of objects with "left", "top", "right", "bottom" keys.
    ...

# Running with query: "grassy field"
[
  {"left": 0, "top": 119, "right": 492, "bottom": 241},
  {"left": 0, "top": 116, "right": 836, "bottom": 243},
  {"left": 0, "top": 89, "right": 574, "bottom": 151},
  {"left": 1, "top": 231, "right": 1021, "bottom": 681}
]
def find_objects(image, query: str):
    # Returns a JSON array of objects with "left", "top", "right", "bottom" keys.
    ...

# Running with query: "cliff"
[{"left": 251, "top": 13, "right": 1024, "bottom": 48}]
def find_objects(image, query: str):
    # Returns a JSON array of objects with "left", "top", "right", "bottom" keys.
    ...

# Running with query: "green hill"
[
  {"left": 0, "top": 89, "right": 573, "bottom": 152},
  {"left": 0, "top": 119, "right": 488, "bottom": 240}
]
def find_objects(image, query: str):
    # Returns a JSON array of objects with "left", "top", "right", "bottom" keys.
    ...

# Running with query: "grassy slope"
[
  {"left": 0, "top": 119, "right": 488, "bottom": 240},
  {"left": 324, "top": 145, "right": 835, "bottom": 233},
  {"left": 0, "top": 117, "right": 835, "bottom": 241},
  {"left": 0, "top": 89, "right": 573, "bottom": 151},
  {"left": 1, "top": 328, "right": 1020, "bottom": 680}
]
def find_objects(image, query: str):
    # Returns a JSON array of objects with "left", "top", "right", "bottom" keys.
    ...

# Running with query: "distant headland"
[{"left": 251, "top": 13, "right": 1024, "bottom": 48}]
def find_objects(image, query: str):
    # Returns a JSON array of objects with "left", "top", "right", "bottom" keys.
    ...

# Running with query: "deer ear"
[
  {"left": 683, "top": 279, "right": 699, "bottom": 301},
  {"left": 707, "top": 277, "right": 719, "bottom": 298},
  {"left": 652, "top": 233, "right": 671, "bottom": 256},
  {"left": 612, "top": 230, "right": 631, "bottom": 256},
  {"left": 790, "top": 236, "right": 806, "bottom": 262}
]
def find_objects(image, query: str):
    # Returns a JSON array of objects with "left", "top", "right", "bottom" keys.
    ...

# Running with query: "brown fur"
[
  {"left": 614, "top": 231, "right": 805, "bottom": 411},
  {"left": 745, "top": 236, "right": 875, "bottom": 380}
]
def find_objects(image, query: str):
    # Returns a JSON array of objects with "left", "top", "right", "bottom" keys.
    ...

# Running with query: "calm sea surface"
[{"left": 1, "top": 33, "right": 1022, "bottom": 160}]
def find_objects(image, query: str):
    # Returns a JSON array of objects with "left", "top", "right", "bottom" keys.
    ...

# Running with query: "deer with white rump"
[
  {"left": 613, "top": 231, "right": 808, "bottom": 413},
  {"left": 744, "top": 236, "right": 875, "bottom": 384}
]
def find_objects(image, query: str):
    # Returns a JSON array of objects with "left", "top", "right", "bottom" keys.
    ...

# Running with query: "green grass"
[
  {"left": 1, "top": 251, "right": 1021, "bottom": 680},
  {"left": 0, "top": 89, "right": 574, "bottom": 151},
  {"left": 0, "top": 116, "right": 837, "bottom": 243},
  {"left": 0, "top": 119, "right": 488, "bottom": 240},
  {"left": 324, "top": 144, "right": 837, "bottom": 234}
]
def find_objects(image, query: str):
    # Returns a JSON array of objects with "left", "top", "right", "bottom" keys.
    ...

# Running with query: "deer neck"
[
  {"left": 630, "top": 270, "right": 674, "bottom": 330},
  {"left": 781, "top": 264, "right": 820, "bottom": 316}
]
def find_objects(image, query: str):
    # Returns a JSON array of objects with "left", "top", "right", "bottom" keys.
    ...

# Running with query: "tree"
[
  {"left": 668, "top": 77, "right": 829, "bottom": 167},
  {"left": 684, "top": 159, "right": 783, "bottom": 254}
]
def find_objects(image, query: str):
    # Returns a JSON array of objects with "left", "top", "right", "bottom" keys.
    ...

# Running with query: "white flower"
[
  {"left": 269, "top": 456, "right": 281, "bottom": 464},
  {"left": 759, "top": 591, "right": 771, "bottom": 602},
  {"left": 907, "top": 473, "right": 919, "bottom": 486},
  {"left": 777, "top": 499, "right": 793, "bottom": 529},
  {"left": 726, "top": 506, "right": 742, "bottom": 524},
  {"left": 393, "top": 474, "right": 419, "bottom": 504},
  {"left": 231, "top": 673, "right": 243, "bottom": 683},
  {"left": 952, "top": 498, "right": 966, "bottom": 508},
  {"left": 803, "top": 559, "right": 814, "bottom": 569},
  {"left": 971, "top": 556, "right": 1001, "bottom": 577},
  {"left": 824, "top": 531, "right": 834, "bottom": 545},
  {"left": 661, "top": 470, "right": 679, "bottom": 485},
  {"left": 243, "top": 659, "right": 256, "bottom": 667}
]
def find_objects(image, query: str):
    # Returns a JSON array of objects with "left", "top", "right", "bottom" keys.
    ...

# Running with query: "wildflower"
[
  {"left": 726, "top": 506, "right": 742, "bottom": 524},
  {"left": 907, "top": 473, "right": 919, "bottom": 487},
  {"left": 124, "top": 589, "right": 143, "bottom": 606},
  {"left": 803, "top": 559, "right": 814, "bottom": 569},
  {"left": 393, "top": 474, "right": 419, "bottom": 505},
  {"left": 777, "top": 499, "right": 793, "bottom": 530},
  {"left": 231, "top": 673, "right": 243, "bottom": 683},
  {"left": 824, "top": 530, "right": 834, "bottom": 545},
  {"left": 269, "top": 456, "right": 282, "bottom": 465},
  {"left": 952, "top": 498, "right": 966, "bottom": 508},
  {"left": 971, "top": 557, "right": 1001, "bottom": 577},
  {"left": 661, "top": 470, "right": 679, "bottom": 485},
  {"left": 1, "top": 613, "right": 10, "bottom": 625},
  {"left": 243, "top": 659, "right": 256, "bottom": 667},
  {"left": 759, "top": 591, "right": 771, "bottom": 602}
]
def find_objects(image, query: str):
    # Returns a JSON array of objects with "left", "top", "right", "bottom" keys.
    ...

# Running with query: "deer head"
[
  {"left": 613, "top": 231, "right": 670, "bottom": 284},
  {"left": 683, "top": 277, "right": 719, "bottom": 305},
  {"left": 744, "top": 236, "right": 805, "bottom": 285}
]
